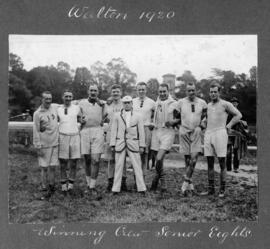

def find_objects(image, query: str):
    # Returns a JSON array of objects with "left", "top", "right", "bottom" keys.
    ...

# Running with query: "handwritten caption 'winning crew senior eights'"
[
  {"left": 33, "top": 225, "right": 252, "bottom": 245},
  {"left": 68, "top": 5, "right": 175, "bottom": 23}
]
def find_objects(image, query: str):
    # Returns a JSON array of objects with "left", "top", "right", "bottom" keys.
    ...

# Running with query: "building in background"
[{"left": 162, "top": 74, "right": 176, "bottom": 97}]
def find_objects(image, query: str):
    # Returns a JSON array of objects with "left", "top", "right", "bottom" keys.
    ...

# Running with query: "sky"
[{"left": 9, "top": 35, "right": 257, "bottom": 83}]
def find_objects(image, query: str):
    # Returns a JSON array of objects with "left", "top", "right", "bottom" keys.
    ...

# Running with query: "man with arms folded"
[
  {"left": 133, "top": 82, "right": 156, "bottom": 174},
  {"left": 57, "top": 89, "right": 81, "bottom": 196},
  {"left": 33, "top": 91, "right": 59, "bottom": 200},
  {"left": 104, "top": 84, "right": 128, "bottom": 192},
  {"left": 174, "top": 82, "right": 207, "bottom": 196},
  {"left": 79, "top": 84, "right": 106, "bottom": 197},
  {"left": 110, "top": 96, "right": 147, "bottom": 195},
  {"left": 201, "top": 82, "right": 242, "bottom": 198},
  {"left": 150, "top": 83, "right": 177, "bottom": 194}
]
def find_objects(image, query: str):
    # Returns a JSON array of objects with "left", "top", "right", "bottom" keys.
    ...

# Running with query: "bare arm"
[
  {"left": 33, "top": 112, "right": 41, "bottom": 149},
  {"left": 226, "top": 103, "right": 242, "bottom": 129},
  {"left": 198, "top": 107, "right": 207, "bottom": 130}
]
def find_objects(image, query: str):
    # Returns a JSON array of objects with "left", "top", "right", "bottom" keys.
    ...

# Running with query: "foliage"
[
  {"left": 71, "top": 67, "right": 92, "bottom": 99},
  {"left": 8, "top": 53, "right": 256, "bottom": 125},
  {"left": 9, "top": 73, "right": 32, "bottom": 115},
  {"left": 9, "top": 53, "right": 24, "bottom": 71},
  {"left": 146, "top": 78, "right": 159, "bottom": 101},
  {"left": 8, "top": 55, "right": 137, "bottom": 116},
  {"left": 175, "top": 67, "right": 257, "bottom": 125}
]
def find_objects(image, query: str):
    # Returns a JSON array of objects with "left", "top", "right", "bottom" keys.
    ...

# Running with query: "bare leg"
[
  {"left": 182, "top": 153, "right": 199, "bottom": 194},
  {"left": 151, "top": 150, "right": 167, "bottom": 192},
  {"left": 186, "top": 153, "right": 199, "bottom": 179}
]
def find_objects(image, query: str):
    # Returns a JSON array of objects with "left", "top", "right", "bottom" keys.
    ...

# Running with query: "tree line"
[{"left": 9, "top": 53, "right": 257, "bottom": 125}]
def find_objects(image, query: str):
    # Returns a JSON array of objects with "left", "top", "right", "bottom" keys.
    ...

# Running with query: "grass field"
[{"left": 9, "top": 146, "right": 258, "bottom": 223}]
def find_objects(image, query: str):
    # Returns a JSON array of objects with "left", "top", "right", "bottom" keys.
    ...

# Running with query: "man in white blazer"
[{"left": 110, "top": 96, "right": 147, "bottom": 194}]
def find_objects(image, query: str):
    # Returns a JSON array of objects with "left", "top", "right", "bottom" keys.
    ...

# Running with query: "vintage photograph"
[{"left": 8, "top": 35, "right": 257, "bottom": 223}]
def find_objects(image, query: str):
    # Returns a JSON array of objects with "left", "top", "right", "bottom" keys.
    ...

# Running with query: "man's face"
[
  {"left": 159, "top": 86, "right": 169, "bottom": 101},
  {"left": 111, "top": 88, "right": 121, "bottom": 101},
  {"left": 186, "top": 85, "right": 196, "bottom": 100},
  {"left": 88, "top": 85, "right": 99, "bottom": 100},
  {"left": 42, "top": 93, "right": 52, "bottom": 109},
  {"left": 137, "top": 85, "right": 147, "bottom": 98},
  {"left": 62, "top": 92, "right": 73, "bottom": 106},
  {"left": 123, "top": 101, "right": 132, "bottom": 111},
  {"left": 209, "top": 87, "right": 220, "bottom": 102}
]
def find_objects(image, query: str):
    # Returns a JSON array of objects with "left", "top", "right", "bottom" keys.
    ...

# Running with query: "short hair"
[
  {"left": 62, "top": 89, "right": 73, "bottom": 95},
  {"left": 89, "top": 83, "right": 99, "bottom": 90},
  {"left": 186, "top": 82, "right": 196, "bottom": 88},
  {"left": 41, "top": 91, "right": 52, "bottom": 97},
  {"left": 137, "top": 82, "right": 147, "bottom": 88},
  {"left": 111, "top": 84, "right": 122, "bottom": 91},
  {"left": 210, "top": 81, "right": 221, "bottom": 91},
  {"left": 159, "top": 83, "right": 169, "bottom": 90}
]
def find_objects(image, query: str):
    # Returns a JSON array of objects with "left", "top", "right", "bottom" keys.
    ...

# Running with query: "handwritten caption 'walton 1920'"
[
  {"left": 32, "top": 225, "right": 252, "bottom": 246},
  {"left": 68, "top": 5, "right": 175, "bottom": 23}
]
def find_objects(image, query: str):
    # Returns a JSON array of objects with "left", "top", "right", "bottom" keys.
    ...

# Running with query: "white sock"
[
  {"left": 68, "top": 183, "right": 73, "bottom": 190},
  {"left": 90, "top": 178, "right": 96, "bottom": 189},
  {"left": 189, "top": 183, "right": 194, "bottom": 191},
  {"left": 181, "top": 181, "right": 189, "bottom": 192},
  {"left": 62, "top": 184, "right": 67, "bottom": 191},
  {"left": 86, "top": 176, "right": 91, "bottom": 187}
]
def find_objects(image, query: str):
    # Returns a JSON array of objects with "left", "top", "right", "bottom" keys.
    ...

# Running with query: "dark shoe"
[
  {"left": 112, "top": 192, "right": 119, "bottom": 196},
  {"left": 40, "top": 191, "right": 52, "bottom": 200},
  {"left": 84, "top": 186, "right": 91, "bottom": 195},
  {"left": 89, "top": 188, "right": 102, "bottom": 200},
  {"left": 90, "top": 188, "right": 98, "bottom": 196},
  {"left": 201, "top": 180, "right": 215, "bottom": 196},
  {"left": 106, "top": 178, "right": 114, "bottom": 192},
  {"left": 68, "top": 188, "right": 75, "bottom": 197},
  {"left": 200, "top": 189, "right": 215, "bottom": 196},
  {"left": 150, "top": 185, "right": 157, "bottom": 192},
  {"left": 121, "top": 177, "right": 129, "bottom": 192},
  {"left": 160, "top": 176, "right": 167, "bottom": 191},
  {"left": 48, "top": 184, "right": 56, "bottom": 194},
  {"left": 41, "top": 186, "right": 47, "bottom": 192},
  {"left": 190, "top": 189, "right": 198, "bottom": 196},
  {"left": 160, "top": 188, "right": 167, "bottom": 194},
  {"left": 138, "top": 191, "right": 146, "bottom": 196},
  {"left": 218, "top": 191, "right": 225, "bottom": 198},
  {"left": 150, "top": 176, "right": 159, "bottom": 191}
]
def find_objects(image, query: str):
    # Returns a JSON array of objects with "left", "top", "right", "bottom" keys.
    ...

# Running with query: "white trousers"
[{"left": 112, "top": 149, "right": 146, "bottom": 192}]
